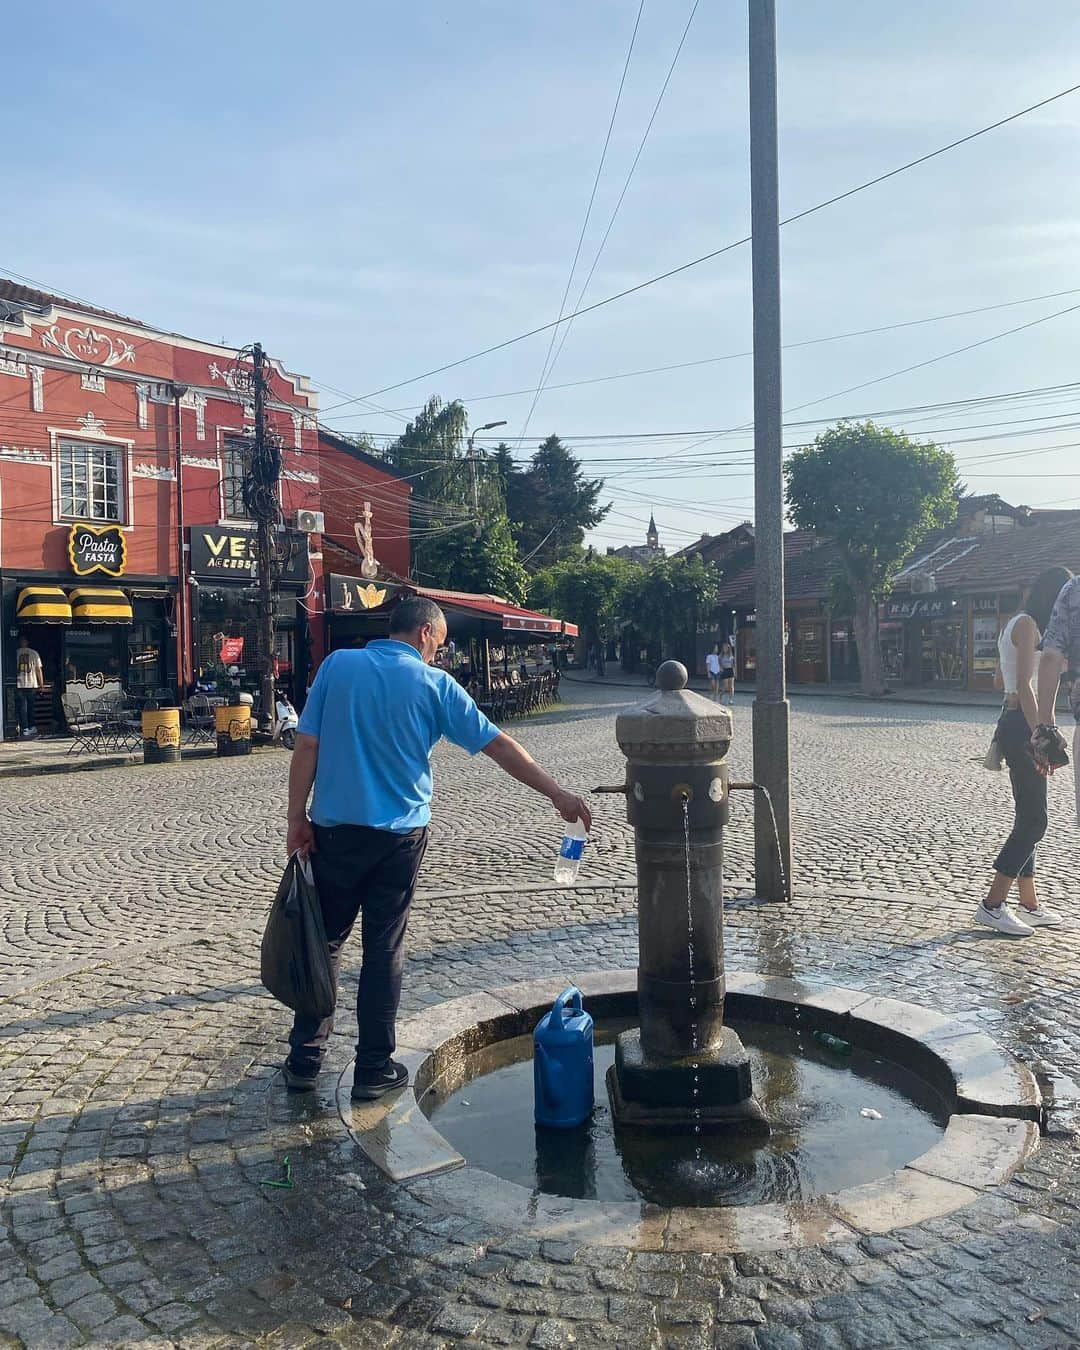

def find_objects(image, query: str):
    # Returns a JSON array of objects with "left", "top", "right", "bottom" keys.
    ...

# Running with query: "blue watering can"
[{"left": 533, "top": 986, "right": 594, "bottom": 1129}]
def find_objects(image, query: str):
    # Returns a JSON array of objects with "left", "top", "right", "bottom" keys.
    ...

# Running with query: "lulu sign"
[{"left": 68, "top": 523, "right": 127, "bottom": 578}]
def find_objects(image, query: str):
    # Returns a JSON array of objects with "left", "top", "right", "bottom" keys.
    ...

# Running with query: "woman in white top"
[
  {"left": 975, "top": 566, "right": 1072, "bottom": 936},
  {"left": 705, "top": 645, "right": 722, "bottom": 699}
]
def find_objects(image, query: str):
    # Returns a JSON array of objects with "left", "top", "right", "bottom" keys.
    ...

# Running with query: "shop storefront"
[
  {"left": 324, "top": 575, "right": 576, "bottom": 683},
  {"left": 188, "top": 525, "right": 310, "bottom": 703},
  {"left": 881, "top": 593, "right": 965, "bottom": 688},
  {"left": 791, "top": 612, "right": 827, "bottom": 684},
  {"left": 829, "top": 619, "right": 860, "bottom": 684},
  {"left": 3, "top": 522, "right": 176, "bottom": 734}
]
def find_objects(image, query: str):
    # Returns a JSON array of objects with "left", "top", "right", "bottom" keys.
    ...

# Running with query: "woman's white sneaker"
[
  {"left": 974, "top": 903, "right": 1034, "bottom": 936},
  {"left": 1019, "top": 904, "right": 1062, "bottom": 928}
]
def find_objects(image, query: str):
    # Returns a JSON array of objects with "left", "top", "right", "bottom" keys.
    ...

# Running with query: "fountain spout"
[{"left": 607, "top": 660, "right": 768, "bottom": 1134}]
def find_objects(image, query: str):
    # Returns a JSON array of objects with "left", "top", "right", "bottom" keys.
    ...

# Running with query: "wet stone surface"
[{"left": 0, "top": 683, "right": 1078, "bottom": 1346}]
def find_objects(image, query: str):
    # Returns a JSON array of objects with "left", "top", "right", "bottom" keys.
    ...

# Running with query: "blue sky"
[{"left": 5, "top": 1, "right": 1080, "bottom": 552}]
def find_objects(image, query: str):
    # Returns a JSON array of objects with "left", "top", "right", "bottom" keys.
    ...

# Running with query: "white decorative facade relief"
[
  {"left": 0, "top": 350, "right": 28, "bottom": 378},
  {"left": 181, "top": 455, "right": 220, "bottom": 471},
  {"left": 0, "top": 444, "right": 49, "bottom": 464},
  {"left": 136, "top": 384, "right": 149, "bottom": 429},
  {"left": 77, "top": 412, "right": 108, "bottom": 435},
  {"left": 284, "top": 468, "right": 318, "bottom": 484},
  {"left": 41, "top": 324, "right": 136, "bottom": 367},
  {"left": 80, "top": 371, "right": 106, "bottom": 393},
  {"left": 30, "top": 366, "right": 43, "bottom": 411},
  {"left": 181, "top": 390, "right": 207, "bottom": 439},
  {"left": 292, "top": 412, "right": 305, "bottom": 451},
  {"left": 132, "top": 463, "right": 176, "bottom": 480}
]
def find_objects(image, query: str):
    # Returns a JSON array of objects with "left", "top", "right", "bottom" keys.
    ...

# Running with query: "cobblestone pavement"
[{"left": 1, "top": 685, "right": 1079, "bottom": 1348}]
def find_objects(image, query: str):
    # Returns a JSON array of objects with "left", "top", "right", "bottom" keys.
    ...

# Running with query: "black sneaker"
[
  {"left": 350, "top": 1060, "right": 409, "bottom": 1101},
  {"left": 282, "top": 1060, "right": 319, "bottom": 1091}
]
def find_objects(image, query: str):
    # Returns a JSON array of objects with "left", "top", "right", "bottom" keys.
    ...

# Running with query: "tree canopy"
[
  {"left": 620, "top": 554, "right": 721, "bottom": 663},
  {"left": 504, "top": 435, "right": 609, "bottom": 570},
  {"left": 383, "top": 396, "right": 526, "bottom": 595},
  {"left": 530, "top": 552, "right": 637, "bottom": 645},
  {"left": 784, "top": 420, "right": 959, "bottom": 692}
]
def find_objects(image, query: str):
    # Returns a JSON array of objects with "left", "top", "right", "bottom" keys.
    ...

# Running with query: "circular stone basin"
[{"left": 423, "top": 1018, "right": 949, "bottom": 1208}]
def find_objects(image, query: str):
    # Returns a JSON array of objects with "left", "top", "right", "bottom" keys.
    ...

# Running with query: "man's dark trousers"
[{"left": 288, "top": 823, "right": 428, "bottom": 1073}]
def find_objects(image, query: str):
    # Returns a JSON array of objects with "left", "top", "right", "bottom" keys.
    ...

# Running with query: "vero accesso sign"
[
  {"left": 68, "top": 523, "right": 128, "bottom": 578},
  {"left": 188, "top": 526, "right": 308, "bottom": 584}
]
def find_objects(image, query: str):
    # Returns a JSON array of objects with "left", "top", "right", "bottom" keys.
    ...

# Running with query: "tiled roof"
[
  {"left": 714, "top": 532, "right": 843, "bottom": 606},
  {"left": 0, "top": 277, "right": 144, "bottom": 327},
  {"left": 924, "top": 519, "right": 1080, "bottom": 593},
  {"left": 712, "top": 518, "right": 1080, "bottom": 608}
]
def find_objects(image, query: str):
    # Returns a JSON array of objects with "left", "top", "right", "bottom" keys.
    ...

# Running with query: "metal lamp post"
[{"left": 466, "top": 420, "right": 507, "bottom": 537}]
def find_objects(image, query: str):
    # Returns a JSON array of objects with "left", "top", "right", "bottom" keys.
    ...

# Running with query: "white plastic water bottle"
[{"left": 554, "top": 818, "right": 587, "bottom": 885}]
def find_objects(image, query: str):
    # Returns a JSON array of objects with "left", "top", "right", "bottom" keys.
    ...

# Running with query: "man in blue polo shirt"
[{"left": 284, "top": 595, "right": 592, "bottom": 1101}]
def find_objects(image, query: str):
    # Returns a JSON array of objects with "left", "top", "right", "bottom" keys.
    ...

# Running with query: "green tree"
[
  {"left": 384, "top": 397, "right": 528, "bottom": 594},
  {"left": 621, "top": 554, "right": 721, "bottom": 665},
  {"left": 436, "top": 512, "right": 529, "bottom": 605},
  {"left": 531, "top": 552, "right": 638, "bottom": 649},
  {"left": 510, "top": 436, "right": 609, "bottom": 569},
  {"left": 784, "top": 420, "right": 959, "bottom": 695}
]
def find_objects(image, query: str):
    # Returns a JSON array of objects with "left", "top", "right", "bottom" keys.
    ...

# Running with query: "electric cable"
[{"left": 323, "top": 80, "right": 1080, "bottom": 407}]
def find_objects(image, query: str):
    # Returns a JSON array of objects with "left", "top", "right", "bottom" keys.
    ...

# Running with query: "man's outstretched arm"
[{"left": 483, "top": 732, "right": 592, "bottom": 830}]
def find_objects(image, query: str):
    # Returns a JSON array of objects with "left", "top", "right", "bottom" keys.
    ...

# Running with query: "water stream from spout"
[
  {"left": 754, "top": 783, "right": 790, "bottom": 902},
  {"left": 681, "top": 797, "right": 703, "bottom": 1150}
]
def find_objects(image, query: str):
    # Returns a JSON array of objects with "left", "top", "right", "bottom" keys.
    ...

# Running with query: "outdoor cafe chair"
[
  {"left": 62, "top": 699, "right": 106, "bottom": 755},
  {"left": 185, "top": 693, "right": 216, "bottom": 746}
]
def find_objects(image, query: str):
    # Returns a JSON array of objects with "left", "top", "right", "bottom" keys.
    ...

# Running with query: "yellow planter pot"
[
  {"left": 142, "top": 708, "right": 181, "bottom": 765},
  {"left": 215, "top": 704, "right": 251, "bottom": 757}
]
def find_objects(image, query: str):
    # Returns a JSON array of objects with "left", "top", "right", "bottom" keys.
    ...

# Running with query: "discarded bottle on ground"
[
  {"left": 553, "top": 818, "right": 587, "bottom": 885},
  {"left": 813, "top": 1029, "right": 852, "bottom": 1056}
]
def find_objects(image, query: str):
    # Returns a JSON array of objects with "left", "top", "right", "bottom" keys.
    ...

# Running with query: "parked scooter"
[{"left": 250, "top": 687, "right": 299, "bottom": 749}]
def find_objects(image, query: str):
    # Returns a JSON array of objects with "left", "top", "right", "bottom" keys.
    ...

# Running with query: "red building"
[{"left": 0, "top": 278, "right": 321, "bottom": 734}]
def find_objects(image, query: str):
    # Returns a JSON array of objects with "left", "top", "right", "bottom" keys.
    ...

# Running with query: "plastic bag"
[{"left": 260, "top": 853, "right": 336, "bottom": 1019}]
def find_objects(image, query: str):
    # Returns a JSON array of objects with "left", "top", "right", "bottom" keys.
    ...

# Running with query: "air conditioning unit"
[
  {"left": 909, "top": 571, "right": 937, "bottom": 595},
  {"left": 295, "top": 509, "right": 325, "bottom": 534}
]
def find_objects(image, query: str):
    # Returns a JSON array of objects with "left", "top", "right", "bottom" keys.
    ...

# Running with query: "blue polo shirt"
[{"left": 298, "top": 641, "right": 499, "bottom": 832}]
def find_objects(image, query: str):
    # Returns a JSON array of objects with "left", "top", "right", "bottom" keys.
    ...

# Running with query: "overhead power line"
[
  {"left": 516, "top": 0, "right": 647, "bottom": 449},
  {"left": 527, "top": 0, "right": 700, "bottom": 427},
  {"left": 324, "top": 79, "right": 1080, "bottom": 408},
  {"left": 327, "top": 285, "right": 1080, "bottom": 421}
]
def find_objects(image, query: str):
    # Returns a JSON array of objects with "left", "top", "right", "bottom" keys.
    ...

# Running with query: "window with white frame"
[
  {"left": 221, "top": 436, "right": 252, "bottom": 520},
  {"left": 58, "top": 438, "right": 125, "bottom": 522}
]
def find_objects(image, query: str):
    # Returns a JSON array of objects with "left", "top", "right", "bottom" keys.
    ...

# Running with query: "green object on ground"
[
  {"left": 813, "top": 1029, "right": 852, "bottom": 1056},
  {"left": 261, "top": 1155, "right": 294, "bottom": 1188}
]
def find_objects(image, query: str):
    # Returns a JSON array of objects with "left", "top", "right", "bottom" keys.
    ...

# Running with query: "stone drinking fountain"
[
  {"left": 340, "top": 656, "right": 1042, "bottom": 1237},
  {"left": 604, "top": 659, "right": 769, "bottom": 1134}
]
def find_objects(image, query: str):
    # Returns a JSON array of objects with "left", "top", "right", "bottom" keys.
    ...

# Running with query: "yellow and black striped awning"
[
  {"left": 16, "top": 586, "right": 72, "bottom": 624},
  {"left": 69, "top": 588, "right": 133, "bottom": 625}
]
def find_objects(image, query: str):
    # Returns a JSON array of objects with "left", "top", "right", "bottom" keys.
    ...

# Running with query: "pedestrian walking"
[
  {"left": 705, "top": 644, "right": 722, "bottom": 699},
  {"left": 14, "top": 635, "right": 43, "bottom": 739},
  {"left": 283, "top": 596, "right": 592, "bottom": 1100},
  {"left": 1035, "top": 568, "right": 1080, "bottom": 824},
  {"left": 974, "top": 567, "right": 1072, "bottom": 937},
  {"left": 719, "top": 641, "right": 736, "bottom": 706}
]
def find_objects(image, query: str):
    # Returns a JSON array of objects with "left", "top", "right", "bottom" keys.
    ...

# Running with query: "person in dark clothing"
[
  {"left": 284, "top": 596, "right": 591, "bottom": 1100},
  {"left": 974, "top": 567, "right": 1072, "bottom": 936}
]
